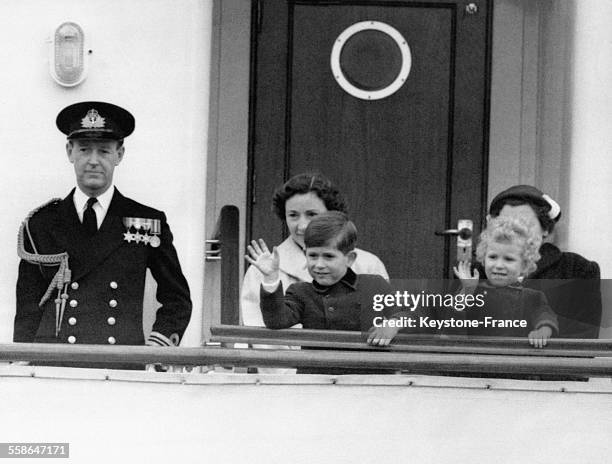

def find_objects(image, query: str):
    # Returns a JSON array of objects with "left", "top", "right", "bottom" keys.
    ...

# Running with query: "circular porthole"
[{"left": 330, "top": 21, "right": 411, "bottom": 100}]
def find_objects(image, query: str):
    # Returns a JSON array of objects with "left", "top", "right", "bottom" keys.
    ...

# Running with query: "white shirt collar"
[{"left": 73, "top": 185, "right": 115, "bottom": 215}]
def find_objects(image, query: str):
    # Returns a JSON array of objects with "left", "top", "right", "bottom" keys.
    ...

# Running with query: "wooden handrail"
[
  {"left": 219, "top": 206, "right": 240, "bottom": 325},
  {"left": 210, "top": 325, "right": 612, "bottom": 357},
  {"left": 205, "top": 205, "right": 240, "bottom": 325},
  {"left": 1, "top": 343, "right": 612, "bottom": 377}
]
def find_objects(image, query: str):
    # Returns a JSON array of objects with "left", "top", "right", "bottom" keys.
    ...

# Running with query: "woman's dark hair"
[{"left": 272, "top": 173, "right": 348, "bottom": 221}]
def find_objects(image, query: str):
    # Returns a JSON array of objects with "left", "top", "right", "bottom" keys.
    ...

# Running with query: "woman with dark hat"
[{"left": 488, "top": 185, "right": 601, "bottom": 339}]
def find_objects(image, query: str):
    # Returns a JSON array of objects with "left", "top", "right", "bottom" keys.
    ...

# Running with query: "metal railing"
[
  {"left": 210, "top": 325, "right": 612, "bottom": 358},
  {"left": 1, "top": 342, "right": 612, "bottom": 377}
]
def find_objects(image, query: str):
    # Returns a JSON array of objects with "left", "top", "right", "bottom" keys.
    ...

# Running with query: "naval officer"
[{"left": 15, "top": 101, "right": 192, "bottom": 367}]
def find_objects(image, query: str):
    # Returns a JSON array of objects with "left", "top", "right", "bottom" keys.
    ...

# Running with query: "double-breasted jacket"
[{"left": 15, "top": 188, "right": 192, "bottom": 349}]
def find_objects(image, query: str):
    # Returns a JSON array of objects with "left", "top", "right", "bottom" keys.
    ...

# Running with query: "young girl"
[{"left": 454, "top": 217, "right": 558, "bottom": 347}]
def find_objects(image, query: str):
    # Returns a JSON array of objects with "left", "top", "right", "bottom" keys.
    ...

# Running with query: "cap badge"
[{"left": 81, "top": 109, "right": 106, "bottom": 129}]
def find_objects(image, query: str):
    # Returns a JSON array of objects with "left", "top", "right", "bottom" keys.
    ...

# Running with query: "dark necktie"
[{"left": 83, "top": 197, "right": 98, "bottom": 236}]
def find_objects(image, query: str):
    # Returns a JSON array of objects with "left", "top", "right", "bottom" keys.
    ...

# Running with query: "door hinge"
[{"left": 251, "top": 172, "right": 257, "bottom": 205}]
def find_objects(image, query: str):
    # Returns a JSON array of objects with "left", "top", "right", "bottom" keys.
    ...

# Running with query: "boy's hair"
[
  {"left": 304, "top": 211, "right": 357, "bottom": 254},
  {"left": 272, "top": 173, "right": 348, "bottom": 221},
  {"left": 476, "top": 217, "right": 542, "bottom": 275}
]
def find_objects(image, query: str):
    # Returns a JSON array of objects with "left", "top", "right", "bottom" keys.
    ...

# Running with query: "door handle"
[
  {"left": 435, "top": 219, "right": 473, "bottom": 262},
  {"left": 435, "top": 228, "right": 472, "bottom": 240}
]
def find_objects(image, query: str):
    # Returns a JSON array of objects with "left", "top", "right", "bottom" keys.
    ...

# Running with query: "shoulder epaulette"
[{"left": 27, "top": 197, "right": 62, "bottom": 219}]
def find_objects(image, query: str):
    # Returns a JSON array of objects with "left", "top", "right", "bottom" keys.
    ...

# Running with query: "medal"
[
  {"left": 123, "top": 217, "right": 137, "bottom": 244},
  {"left": 123, "top": 217, "right": 161, "bottom": 247},
  {"left": 123, "top": 232, "right": 136, "bottom": 242},
  {"left": 149, "top": 219, "right": 161, "bottom": 248}
]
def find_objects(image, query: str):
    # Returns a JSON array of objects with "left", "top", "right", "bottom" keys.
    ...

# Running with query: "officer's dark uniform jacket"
[{"left": 15, "top": 188, "right": 192, "bottom": 354}]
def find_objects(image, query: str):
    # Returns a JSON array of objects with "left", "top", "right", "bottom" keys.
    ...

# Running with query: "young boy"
[
  {"left": 453, "top": 217, "right": 558, "bottom": 347},
  {"left": 246, "top": 212, "right": 402, "bottom": 372}
]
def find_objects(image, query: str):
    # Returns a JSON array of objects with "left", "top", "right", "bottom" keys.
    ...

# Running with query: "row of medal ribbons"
[{"left": 122, "top": 217, "right": 161, "bottom": 248}]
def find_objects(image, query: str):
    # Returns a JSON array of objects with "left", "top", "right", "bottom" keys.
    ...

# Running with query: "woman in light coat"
[{"left": 240, "top": 173, "right": 388, "bottom": 371}]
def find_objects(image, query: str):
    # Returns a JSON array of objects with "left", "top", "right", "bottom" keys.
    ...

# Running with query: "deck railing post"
[{"left": 219, "top": 205, "right": 240, "bottom": 325}]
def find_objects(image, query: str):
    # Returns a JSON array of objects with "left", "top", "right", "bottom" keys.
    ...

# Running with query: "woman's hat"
[{"left": 489, "top": 185, "right": 562, "bottom": 221}]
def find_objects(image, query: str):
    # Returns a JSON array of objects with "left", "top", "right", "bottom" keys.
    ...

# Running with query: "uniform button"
[
  {"left": 108, "top": 336, "right": 116, "bottom": 345},
  {"left": 107, "top": 317, "right": 116, "bottom": 326},
  {"left": 109, "top": 281, "right": 118, "bottom": 289},
  {"left": 328, "top": 306, "right": 335, "bottom": 312},
  {"left": 109, "top": 299, "right": 118, "bottom": 308},
  {"left": 71, "top": 282, "right": 79, "bottom": 290},
  {"left": 69, "top": 299, "right": 78, "bottom": 308},
  {"left": 68, "top": 317, "right": 77, "bottom": 326},
  {"left": 67, "top": 336, "right": 76, "bottom": 344}
]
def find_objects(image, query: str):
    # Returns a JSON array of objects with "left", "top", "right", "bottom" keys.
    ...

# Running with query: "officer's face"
[{"left": 67, "top": 139, "right": 124, "bottom": 196}]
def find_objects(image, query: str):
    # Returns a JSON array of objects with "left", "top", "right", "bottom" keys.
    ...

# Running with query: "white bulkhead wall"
[{"left": 0, "top": 0, "right": 212, "bottom": 345}]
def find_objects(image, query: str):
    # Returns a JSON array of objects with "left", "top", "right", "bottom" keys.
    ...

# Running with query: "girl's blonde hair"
[{"left": 476, "top": 217, "right": 542, "bottom": 276}]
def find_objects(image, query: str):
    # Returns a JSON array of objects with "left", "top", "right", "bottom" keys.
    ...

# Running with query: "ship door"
[{"left": 248, "top": 0, "right": 491, "bottom": 278}]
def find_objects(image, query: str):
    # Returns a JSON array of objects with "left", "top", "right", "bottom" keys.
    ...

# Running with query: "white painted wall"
[
  {"left": 0, "top": 0, "right": 212, "bottom": 345},
  {"left": 565, "top": 1, "right": 612, "bottom": 275},
  {"left": 0, "top": 370, "right": 611, "bottom": 463},
  {"left": 564, "top": 0, "right": 612, "bottom": 335},
  {"left": 490, "top": 0, "right": 612, "bottom": 277},
  {"left": 490, "top": 0, "right": 611, "bottom": 335}
]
